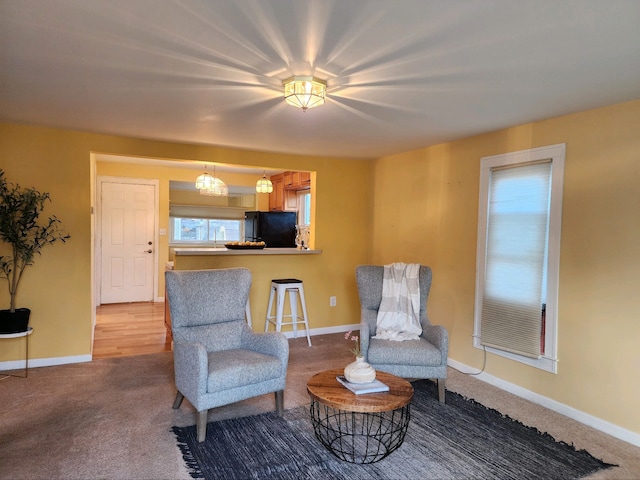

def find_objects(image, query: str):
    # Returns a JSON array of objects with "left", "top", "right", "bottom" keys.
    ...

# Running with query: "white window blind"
[
  {"left": 169, "top": 204, "right": 246, "bottom": 220},
  {"left": 480, "top": 160, "right": 551, "bottom": 358}
]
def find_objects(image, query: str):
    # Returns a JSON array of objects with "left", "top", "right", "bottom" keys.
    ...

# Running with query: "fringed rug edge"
[
  {"left": 432, "top": 381, "right": 619, "bottom": 474},
  {"left": 172, "top": 426, "right": 205, "bottom": 479}
]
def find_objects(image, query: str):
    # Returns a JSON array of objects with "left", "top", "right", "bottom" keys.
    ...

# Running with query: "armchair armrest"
[
  {"left": 422, "top": 324, "right": 449, "bottom": 364},
  {"left": 173, "top": 340, "right": 208, "bottom": 400},
  {"left": 240, "top": 327, "right": 289, "bottom": 373}
]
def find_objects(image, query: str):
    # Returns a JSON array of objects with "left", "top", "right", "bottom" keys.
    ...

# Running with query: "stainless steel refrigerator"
[{"left": 244, "top": 211, "right": 297, "bottom": 248}]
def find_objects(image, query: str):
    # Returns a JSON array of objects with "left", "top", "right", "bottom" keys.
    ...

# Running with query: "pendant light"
[
  {"left": 195, "top": 165, "right": 228, "bottom": 197},
  {"left": 256, "top": 172, "right": 273, "bottom": 193}
]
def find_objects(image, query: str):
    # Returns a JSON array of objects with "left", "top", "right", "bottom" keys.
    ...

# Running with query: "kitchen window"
[
  {"left": 473, "top": 144, "right": 565, "bottom": 373},
  {"left": 170, "top": 217, "right": 242, "bottom": 245},
  {"left": 298, "top": 191, "right": 311, "bottom": 226},
  {"left": 169, "top": 203, "right": 245, "bottom": 246}
]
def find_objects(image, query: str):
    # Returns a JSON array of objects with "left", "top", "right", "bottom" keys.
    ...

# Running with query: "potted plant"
[{"left": 0, "top": 170, "right": 70, "bottom": 333}]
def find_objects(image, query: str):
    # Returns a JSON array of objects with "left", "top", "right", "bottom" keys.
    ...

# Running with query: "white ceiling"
[{"left": 1, "top": 0, "right": 639, "bottom": 160}]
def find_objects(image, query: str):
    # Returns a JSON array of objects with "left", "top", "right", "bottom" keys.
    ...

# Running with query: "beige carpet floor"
[{"left": 1, "top": 333, "right": 638, "bottom": 479}]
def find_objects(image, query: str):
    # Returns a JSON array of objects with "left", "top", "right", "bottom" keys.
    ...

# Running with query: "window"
[
  {"left": 170, "top": 218, "right": 242, "bottom": 244},
  {"left": 169, "top": 203, "right": 245, "bottom": 246},
  {"left": 298, "top": 191, "right": 311, "bottom": 226},
  {"left": 474, "top": 144, "right": 565, "bottom": 373}
]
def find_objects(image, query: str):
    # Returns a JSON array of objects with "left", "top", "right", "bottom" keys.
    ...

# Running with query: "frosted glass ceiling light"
[
  {"left": 256, "top": 172, "right": 273, "bottom": 193},
  {"left": 283, "top": 76, "right": 326, "bottom": 112},
  {"left": 195, "top": 165, "right": 227, "bottom": 197}
]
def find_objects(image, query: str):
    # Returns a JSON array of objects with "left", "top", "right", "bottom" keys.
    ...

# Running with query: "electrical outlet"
[{"left": 330, "top": 296, "right": 337, "bottom": 307}]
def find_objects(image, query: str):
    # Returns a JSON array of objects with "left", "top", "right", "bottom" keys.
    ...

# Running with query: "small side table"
[
  {"left": 0, "top": 327, "right": 33, "bottom": 379},
  {"left": 307, "top": 368, "right": 414, "bottom": 464}
]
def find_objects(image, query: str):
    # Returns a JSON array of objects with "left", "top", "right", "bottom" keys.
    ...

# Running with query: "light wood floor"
[{"left": 93, "top": 302, "right": 172, "bottom": 359}]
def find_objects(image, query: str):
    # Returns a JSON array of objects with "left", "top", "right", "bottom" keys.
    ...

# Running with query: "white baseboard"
[
  {"left": 448, "top": 358, "right": 640, "bottom": 448},
  {"left": 0, "top": 354, "right": 92, "bottom": 371},
  {"left": 279, "top": 323, "right": 360, "bottom": 339},
  {"left": 1, "top": 325, "right": 358, "bottom": 371}
]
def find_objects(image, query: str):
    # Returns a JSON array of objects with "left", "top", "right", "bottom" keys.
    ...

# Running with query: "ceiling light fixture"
[
  {"left": 283, "top": 76, "right": 326, "bottom": 112},
  {"left": 256, "top": 172, "right": 273, "bottom": 193},
  {"left": 195, "top": 165, "right": 228, "bottom": 197}
]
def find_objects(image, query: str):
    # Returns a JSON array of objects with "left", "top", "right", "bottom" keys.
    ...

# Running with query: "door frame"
[{"left": 95, "top": 175, "right": 160, "bottom": 306}]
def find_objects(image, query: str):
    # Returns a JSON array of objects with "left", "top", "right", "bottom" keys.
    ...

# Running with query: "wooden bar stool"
[{"left": 265, "top": 278, "right": 311, "bottom": 346}]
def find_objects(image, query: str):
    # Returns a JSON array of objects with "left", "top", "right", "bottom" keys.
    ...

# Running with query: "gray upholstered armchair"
[
  {"left": 165, "top": 268, "right": 289, "bottom": 442},
  {"left": 356, "top": 265, "right": 448, "bottom": 403}
]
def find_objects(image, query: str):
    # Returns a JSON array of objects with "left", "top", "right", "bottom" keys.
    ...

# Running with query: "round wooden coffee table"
[{"left": 307, "top": 368, "right": 414, "bottom": 464}]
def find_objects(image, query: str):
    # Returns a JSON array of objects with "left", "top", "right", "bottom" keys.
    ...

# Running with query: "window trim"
[{"left": 473, "top": 143, "right": 565, "bottom": 373}]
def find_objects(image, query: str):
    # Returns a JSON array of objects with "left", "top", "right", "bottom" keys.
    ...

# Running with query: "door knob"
[{"left": 145, "top": 249, "right": 153, "bottom": 254}]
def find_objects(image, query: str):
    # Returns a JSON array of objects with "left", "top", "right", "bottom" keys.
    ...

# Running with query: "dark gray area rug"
[{"left": 172, "top": 380, "right": 616, "bottom": 479}]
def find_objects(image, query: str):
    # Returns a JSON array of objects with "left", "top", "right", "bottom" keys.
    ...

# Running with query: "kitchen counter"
[
  {"left": 168, "top": 247, "right": 324, "bottom": 333},
  {"left": 171, "top": 247, "right": 321, "bottom": 256}
]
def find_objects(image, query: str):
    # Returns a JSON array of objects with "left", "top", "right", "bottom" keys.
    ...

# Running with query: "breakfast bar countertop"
[{"left": 171, "top": 247, "right": 322, "bottom": 256}]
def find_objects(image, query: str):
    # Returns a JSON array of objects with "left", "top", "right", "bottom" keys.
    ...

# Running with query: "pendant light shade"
[
  {"left": 283, "top": 76, "right": 326, "bottom": 111},
  {"left": 195, "top": 172, "right": 214, "bottom": 190},
  {"left": 199, "top": 176, "right": 228, "bottom": 196},
  {"left": 195, "top": 166, "right": 228, "bottom": 197},
  {"left": 256, "top": 172, "right": 273, "bottom": 193}
]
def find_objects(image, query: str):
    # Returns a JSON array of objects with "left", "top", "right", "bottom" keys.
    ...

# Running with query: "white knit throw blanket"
[{"left": 374, "top": 263, "right": 422, "bottom": 341}]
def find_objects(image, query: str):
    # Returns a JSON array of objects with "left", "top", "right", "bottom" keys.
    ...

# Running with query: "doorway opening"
[{"left": 94, "top": 175, "right": 160, "bottom": 357}]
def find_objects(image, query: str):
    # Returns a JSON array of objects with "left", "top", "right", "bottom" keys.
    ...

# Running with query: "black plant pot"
[{"left": 0, "top": 308, "right": 31, "bottom": 334}]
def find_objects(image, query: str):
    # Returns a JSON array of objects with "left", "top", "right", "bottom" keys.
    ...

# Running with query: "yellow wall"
[
  {"left": 371, "top": 99, "right": 640, "bottom": 434},
  {"left": 0, "top": 123, "right": 371, "bottom": 363},
  {"left": 2, "top": 98, "right": 639, "bottom": 436}
]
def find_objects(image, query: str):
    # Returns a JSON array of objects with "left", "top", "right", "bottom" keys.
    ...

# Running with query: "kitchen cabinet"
[
  {"left": 284, "top": 189, "right": 299, "bottom": 210},
  {"left": 269, "top": 172, "right": 305, "bottom": 211},
  {"left": 268, "top": 174, "right": 284, "bottom": 211},
  {"left": 284, "top": 171, "right": 311, "bottom": 190}
]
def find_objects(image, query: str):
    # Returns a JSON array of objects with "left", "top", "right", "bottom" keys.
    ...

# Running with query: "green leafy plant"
[{"left": 0, "top": 170, "right": 70, "bottom": 312}]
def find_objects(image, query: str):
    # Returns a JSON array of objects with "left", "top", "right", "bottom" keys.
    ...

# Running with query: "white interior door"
[{"left": 100, "top": 181, "right": 155, "bottom": 303}]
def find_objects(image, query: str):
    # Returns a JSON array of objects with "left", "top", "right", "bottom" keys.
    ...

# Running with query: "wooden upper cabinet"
[
  {"left": 284, "top": 171, "right": 311, "bottom": 191},
  {"left": 269, "top": 171, "right": 310, "bottom": 211},
  {"left": 299, "top": 171, "right": 311, "bottom": 189},
  {"left": 283, "top": 171, "right": 293, "bottom": 188},
  {"left": 268, "top": 173, "right": 285, "bottom": 211}
]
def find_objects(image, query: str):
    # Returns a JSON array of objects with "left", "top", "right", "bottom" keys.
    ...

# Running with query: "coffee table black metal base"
[{"left": 309, "top": 399, "right": 411, "bottom": 464}]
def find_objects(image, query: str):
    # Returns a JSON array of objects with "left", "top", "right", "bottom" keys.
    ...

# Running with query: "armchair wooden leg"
[
  {"left": 197, "top": 410, "right": 208, "bottom": 443},
  {"left": 275, "top": 390, "right": 284, "bottom": 416},
  {"left": 438, "top": 379, "right": 446, "bottom": 404},
  {"left": 172, "top": 391, "right": 184, "bottom": 409}
]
